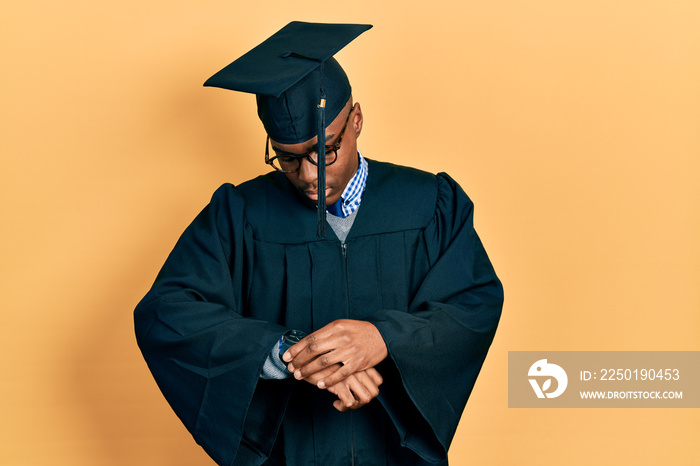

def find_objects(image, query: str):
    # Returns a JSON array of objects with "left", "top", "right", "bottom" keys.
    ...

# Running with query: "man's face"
[{"left": 269, "top": 99, "right": 363, "bottom": 205}]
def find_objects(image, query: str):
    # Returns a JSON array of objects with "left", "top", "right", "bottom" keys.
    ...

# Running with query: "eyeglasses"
[{"left": 265, "top": 109, "right": 352, "bottom": 173}]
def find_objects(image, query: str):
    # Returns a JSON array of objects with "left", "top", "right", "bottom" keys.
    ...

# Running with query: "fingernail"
[
  {"left": 287, "top": 364, "right": 295, "bottom": 372},
  {"left": 282, "top": 352, "right": 291, "bottom": 362},
  {"left": 294, "top": 371, "right": 302, "bottom": 380},
  {"left": 317, "top": 381, "right": 326, "bottom": 389}
]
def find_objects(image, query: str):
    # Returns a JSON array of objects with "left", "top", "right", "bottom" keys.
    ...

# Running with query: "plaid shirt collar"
[{"left": 334, "top": 151, "right": 368, "bottom": 218}]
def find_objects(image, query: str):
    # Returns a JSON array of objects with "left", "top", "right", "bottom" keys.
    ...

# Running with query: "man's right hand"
[{"left": 301, "top": 364, "right": 383, "bottom": 412}]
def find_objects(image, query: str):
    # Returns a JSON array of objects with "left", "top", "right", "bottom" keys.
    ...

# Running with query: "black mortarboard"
[{"left": 204, "top": 21, "right": 372, "bottom": 237}]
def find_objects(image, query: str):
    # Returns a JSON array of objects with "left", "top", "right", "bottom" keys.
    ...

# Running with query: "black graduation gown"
[{"left": 134, "top": 159, "right": 503, "bottom": 465}]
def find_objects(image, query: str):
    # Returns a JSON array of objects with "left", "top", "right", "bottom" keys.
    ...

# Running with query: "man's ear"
[{"left": 352, "top": 102, "right": 364, "bottom": 138}]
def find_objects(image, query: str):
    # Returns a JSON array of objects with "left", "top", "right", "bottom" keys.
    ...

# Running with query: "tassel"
[{"left": 316, "top": 68, "right": 327, "bottom": 237}]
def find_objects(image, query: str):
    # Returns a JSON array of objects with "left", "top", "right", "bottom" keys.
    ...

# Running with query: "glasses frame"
[{"left": 265, "top": 109, "right": 353, "bottom": 173}]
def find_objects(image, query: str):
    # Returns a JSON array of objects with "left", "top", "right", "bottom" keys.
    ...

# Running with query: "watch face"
[
  {"left": 279, "top": 330, "right": 307, "bottom": 360},
  {"left": 284, "top": 330, "right": 306, "bottom": 345}
]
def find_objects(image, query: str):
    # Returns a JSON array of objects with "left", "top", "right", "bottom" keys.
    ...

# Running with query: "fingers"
[
  {"left": 319, "top": 364, "right": 383, "bottom": 395},
  {"left": 329, "top": 371, "right": 381, "bottom": 412},
  {"left": 290, "top": 348, "right": 344, "bottom": 381},
  {"left": 300, "top": 364, "right": 340, "bottom": 387},
  {"left": 282, "top": 326, "right": 338, "bottom": 364},
  {"left": 349, "top": 371, "right": 380, "bottom": 405},
  {"left": 364, "top": 367, "right": 384, "bottom": 387},
  {"left": 283, "top": 332, "right": 334, "bottom": 372},
  {"left": 317, "top": 361, "right": 358, "bottom": 389},
  {"left": 296, "top": 352, "right": 358, "bottom": 386},
  {"left": 326, "top": 377, "right": 357, "bottom": 412},
  {"left": 333, "top": 399, "right": 350, "bottom": 412}
]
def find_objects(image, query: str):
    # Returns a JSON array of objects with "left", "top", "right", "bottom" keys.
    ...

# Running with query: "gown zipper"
[{"left": 340, "top": 241, "right": 355, "bottom": 466}]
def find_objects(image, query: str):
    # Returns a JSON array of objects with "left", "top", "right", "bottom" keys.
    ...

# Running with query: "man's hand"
[
  {"left": 282, "top": 319, "right": 388, "bottom": 389},
  {"left": 302, "top": 364, "right": 384, "bottom": 412}
]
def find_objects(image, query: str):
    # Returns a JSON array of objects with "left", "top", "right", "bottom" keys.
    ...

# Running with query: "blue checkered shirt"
[{"left": 330, "top": 151, "right": 368, "bottom": 218}]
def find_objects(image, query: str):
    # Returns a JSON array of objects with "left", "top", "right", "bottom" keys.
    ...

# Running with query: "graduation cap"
[{"left": 204, "top": 21, "right": 373, "bottom": 237}]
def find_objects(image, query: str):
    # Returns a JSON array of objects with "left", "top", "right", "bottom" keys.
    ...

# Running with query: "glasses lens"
[
  {"left": 325, "top": 148, "right": 338, "bottom": 166},
  {"left": 271, "top": 156, "right": 299, "bottom": 173},
  {"left": 308, "top": 148, "right": 338, "bottom": 166}
]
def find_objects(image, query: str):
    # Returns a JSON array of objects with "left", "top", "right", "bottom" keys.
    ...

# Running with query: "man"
[{"left": 135, "top": 21, "right": 503, "bottom": 466}]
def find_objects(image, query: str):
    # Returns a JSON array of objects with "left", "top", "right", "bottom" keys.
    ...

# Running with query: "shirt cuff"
[{"left": 260, "top": 336, "right": 291, "bottom": 380}]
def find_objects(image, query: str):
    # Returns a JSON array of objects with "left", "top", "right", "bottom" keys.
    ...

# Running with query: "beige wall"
[{"left": 2, "top": 1, "right": 699, "bottom": 464}]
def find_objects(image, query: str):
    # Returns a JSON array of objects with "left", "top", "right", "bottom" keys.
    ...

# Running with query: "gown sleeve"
[
  {"left": 134, "top": 183, "right": 291, "bottom": 466},
  {"left": 369, "top": 173, "right": 504, "bottom": 463}
]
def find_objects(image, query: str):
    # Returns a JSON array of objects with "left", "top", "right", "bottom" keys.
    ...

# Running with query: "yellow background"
[{"left": 2, "top": 1, "right": 698, "bottom": 464}]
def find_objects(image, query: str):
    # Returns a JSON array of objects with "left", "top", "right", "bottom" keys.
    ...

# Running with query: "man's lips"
[{"left": 303, "top": 187, "right": 331, "bottom": 201}]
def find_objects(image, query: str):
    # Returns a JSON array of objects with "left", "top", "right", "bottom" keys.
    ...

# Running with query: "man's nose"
[{"left": 297, "top": 157, "right": 318, "bottom": 185}]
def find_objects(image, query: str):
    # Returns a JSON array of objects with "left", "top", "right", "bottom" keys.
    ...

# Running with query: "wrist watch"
[{"left": 278, "top": 330, "right": 307, "bottom": 361}]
